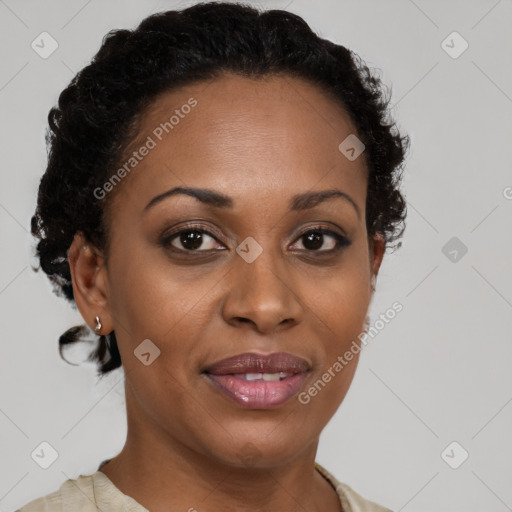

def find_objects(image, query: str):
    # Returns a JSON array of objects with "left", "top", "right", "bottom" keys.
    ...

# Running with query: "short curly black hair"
[{"left": 31, "top": 1, "right": 409, "bottom": 377}]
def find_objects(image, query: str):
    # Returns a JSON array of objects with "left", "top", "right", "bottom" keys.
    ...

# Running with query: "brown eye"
[
  {"left": 162, "top": 227, "right": 224, "bottom": 252},
  {"left": 290, "top": 228, "right": 351, "bottom": 253}
]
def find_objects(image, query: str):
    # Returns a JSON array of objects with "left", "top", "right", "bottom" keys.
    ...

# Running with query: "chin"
[{"left": 207, "top": 431, "right": 312, "bottom": 470}]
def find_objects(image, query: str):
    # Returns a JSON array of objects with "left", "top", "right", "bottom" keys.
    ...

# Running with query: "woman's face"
[{"left": 78, "top": 73, "right": 384, "bottom": 468}]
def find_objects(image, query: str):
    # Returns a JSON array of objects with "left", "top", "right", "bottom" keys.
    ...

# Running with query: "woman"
[{"left": 19, "top": 2, "right": 408, "bottom": 510}]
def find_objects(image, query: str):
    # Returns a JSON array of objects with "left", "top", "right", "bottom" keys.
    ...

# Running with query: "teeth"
[
  {"left": 245, "top": 373, "right": 263, "bottom": 381},
  {"left": 243, "top": 372, "right": 291, "bottom": 381}
]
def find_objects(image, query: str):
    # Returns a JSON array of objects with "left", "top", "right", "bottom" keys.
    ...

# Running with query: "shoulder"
[
  {"left": 14, "top": 473, "right": 98, "bottom": 512},
  {"left": 14, "top": 470, "right": 147, "bottom": 512},
  {"left": 315, "top": 463, "right": 394, "bottom": 512}
]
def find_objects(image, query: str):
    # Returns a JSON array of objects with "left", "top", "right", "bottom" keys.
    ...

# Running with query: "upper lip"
[{"left": 203, "top": 352, "right": 310, "bottom": 375}]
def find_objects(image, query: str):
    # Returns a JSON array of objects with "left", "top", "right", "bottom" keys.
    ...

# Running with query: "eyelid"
[
  {"left": 292, "top": 223, "right": 347, "bottom": 240},
  {"left": 161, "top": 221, "right": 230, "bottom": 244}
]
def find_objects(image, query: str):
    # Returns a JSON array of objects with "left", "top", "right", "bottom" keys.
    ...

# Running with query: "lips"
[{"left": 203, "top": 352, "right": 310, "bottom": 409}]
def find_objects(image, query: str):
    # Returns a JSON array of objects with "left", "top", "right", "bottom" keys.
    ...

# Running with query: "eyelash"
[{"left": 160, "top": 223, "right": 351, "bottom": 256}]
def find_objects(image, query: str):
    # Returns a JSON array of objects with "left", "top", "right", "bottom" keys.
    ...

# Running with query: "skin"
[{"left": 68, "top": 72, "right": 385, "bottom": 512}]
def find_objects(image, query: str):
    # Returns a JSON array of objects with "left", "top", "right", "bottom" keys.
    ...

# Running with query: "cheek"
[
  {"left": 107, "top": 243, "right": 205, "bottom": 335},
  {"left": 106, "top": 246, "right": 224, "bottom": 387},
  {"left": 307, "top": 254, "right": 370, "bottom": 336},
  {"left": 302, "top": 251, "right": 370, "bottom": 404}
]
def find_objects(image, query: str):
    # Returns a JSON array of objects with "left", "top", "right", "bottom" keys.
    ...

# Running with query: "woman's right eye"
[{"left": 163, "top": 228, "right": 225, "bottom": 253}]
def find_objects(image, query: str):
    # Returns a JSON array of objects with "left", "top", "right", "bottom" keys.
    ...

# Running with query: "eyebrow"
[{"left": 144, "top": 186, "right": 360, "bottom": 218}]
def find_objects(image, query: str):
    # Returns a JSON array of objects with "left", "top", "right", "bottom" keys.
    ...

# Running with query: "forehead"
[{"left": 107, "top": 72, "right": 367, "bottom": 216}]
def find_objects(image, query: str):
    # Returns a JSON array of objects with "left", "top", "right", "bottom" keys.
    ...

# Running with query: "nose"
[{"left": 221, "top": 248, "right": 304, "bottom": 335}]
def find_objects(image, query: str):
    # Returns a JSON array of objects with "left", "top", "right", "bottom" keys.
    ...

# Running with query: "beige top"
[{"left": 15, "top": 462, "right": 392, "bottom": 512}]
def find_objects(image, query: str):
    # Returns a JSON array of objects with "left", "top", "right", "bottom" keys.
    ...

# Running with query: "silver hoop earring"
[{"left": 94, "top": 316, "right": 102, "bottom": 335}]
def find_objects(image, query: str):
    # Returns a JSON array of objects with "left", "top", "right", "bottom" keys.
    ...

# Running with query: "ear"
[
  {"left": 67, "top": 231, "right": 113, "bottom": 335},
  {"left": 368, "top": 232, "right": 386, "bottom": 292}
]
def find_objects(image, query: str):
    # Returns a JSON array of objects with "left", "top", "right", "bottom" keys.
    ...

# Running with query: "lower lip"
[{"left": 205, "top": 373, "right": 308, "bottom": 409}]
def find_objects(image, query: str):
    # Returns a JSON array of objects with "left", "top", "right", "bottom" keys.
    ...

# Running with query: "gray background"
[{"left": 1, "top": 0, "right": 511, "bottom": 510}]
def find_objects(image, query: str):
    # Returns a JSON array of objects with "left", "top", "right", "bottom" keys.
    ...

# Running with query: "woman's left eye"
[{"left": 290, "top": 228, "right": 351, "bottom": 253}]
